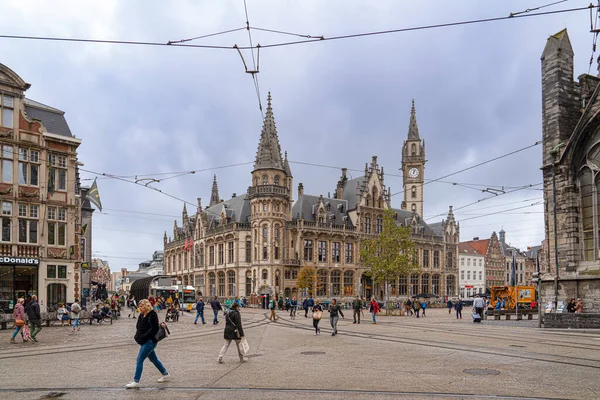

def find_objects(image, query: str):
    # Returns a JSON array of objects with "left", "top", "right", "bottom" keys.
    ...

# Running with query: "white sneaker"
[
  {"left": 217, "top": 357, "right": 223, "bottom": 364},
  {"left": 240, "top": 357, "right": 248, "bottom": 363},
  {"left": 157, "top": 374, "right": 170, "bottom": 383},
  {"left": 125, "top": 381, "right": 140, "bottom": 389}
]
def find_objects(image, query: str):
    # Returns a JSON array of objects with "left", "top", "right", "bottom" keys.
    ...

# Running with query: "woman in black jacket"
[
  {"left": 218, "top": 302, "right": 247, "bottom": 363},
  {"left": 126, "top": 299, "right": 170, "bottom": 388},
  {"left": 312, "top": 300, "right": 323, "bottom": 335}
]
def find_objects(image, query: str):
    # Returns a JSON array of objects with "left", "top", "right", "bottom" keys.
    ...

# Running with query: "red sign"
[{"left": 465, "top": 285, "right": 474, "bottom": 288}]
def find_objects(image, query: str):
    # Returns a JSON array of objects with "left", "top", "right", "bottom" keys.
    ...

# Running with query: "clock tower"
[{"left": 402, "top": 100, "right": 426, "bottom": 217}]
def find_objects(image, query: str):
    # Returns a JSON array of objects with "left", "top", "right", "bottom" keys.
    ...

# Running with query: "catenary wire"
[
  {"left": 0, "top": 5, "right": 594, "bottom": 51},
  {"left": 167, "top": 27, "right": 246, "bottom": 44}
]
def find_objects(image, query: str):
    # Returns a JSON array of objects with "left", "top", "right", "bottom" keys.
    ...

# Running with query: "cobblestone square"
[{"left": 0, "top": 308, "right": 599, "bottom": 400}]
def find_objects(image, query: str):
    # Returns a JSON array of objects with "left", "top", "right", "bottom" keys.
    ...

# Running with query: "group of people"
[
  {"left": 9, "top": 295, "right": 83, "bottom": 344},
  {"left": 402, "top": 298, "right": 429, "bottom": 318},
  {"left": 566, "top": 298, "right": 584, "bottom": 313}
]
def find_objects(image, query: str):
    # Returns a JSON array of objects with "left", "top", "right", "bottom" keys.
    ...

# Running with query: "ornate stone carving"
[
  {"left": 0, "top": 184, "right": 12, "bottom": 196},
  {"left": 18, "top": 187, "right": 39, "bottom": 198},
  {"left": 47, "top": 247, "right": 68, "bottom": 259},
  {"left": 0, "top": 127, "right": 12, "bottom": 138}
]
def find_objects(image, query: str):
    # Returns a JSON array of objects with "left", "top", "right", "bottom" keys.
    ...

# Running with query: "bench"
[{"left": 485, "top": 309, "right": 538, "bottom": 320}]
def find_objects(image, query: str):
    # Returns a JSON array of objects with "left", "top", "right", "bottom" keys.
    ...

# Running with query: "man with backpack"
[
  {"left": 210, "top": 296, "right": 222, "bottom": 325},
  {"left": 194, "top": 297, "right": 205, "bottom": 325},
  {"left": 71, "top": 299, "right": 81, "bottom": 332},
  {"left": 26, "top": 295, "right": 42, "bottom": 343},
  {"left": 352, "top": 296, "right": 363, "bottom": 324}
]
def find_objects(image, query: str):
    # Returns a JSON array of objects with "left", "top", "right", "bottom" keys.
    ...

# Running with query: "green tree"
[
  {"left": 360, "top": 209, "right": 420, "bottom": 303},
  {"left": 296, "top": 266, "right": 316, "bottom": 297}
]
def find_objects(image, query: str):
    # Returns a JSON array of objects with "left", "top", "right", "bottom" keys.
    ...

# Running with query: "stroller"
[{"left": 165, "top": 306, "right": 179, "bottom": 322}]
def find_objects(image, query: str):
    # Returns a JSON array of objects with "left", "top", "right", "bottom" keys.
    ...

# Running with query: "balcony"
[
  {"left": 18, "top": 245, "right": 39, "bottom": 257},
  {"left": 289, "top": 220, "right": 357, "bottom": 233},
  {"left": 248, "top": 185, "right": 289, "bottom": 198}
]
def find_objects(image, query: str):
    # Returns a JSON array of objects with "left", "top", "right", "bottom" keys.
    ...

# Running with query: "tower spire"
[
  {"left": 210, "top": 174, "right": 220, "bottom": 207},
  {"left": 283, "top": 151, "right": 292, "bottom": 177},
  {"left": 254, "top": 92, "right": 284, "bottom": 171},
  {"left": 408, "top": 99, "right": 420, "bottom": 140}
]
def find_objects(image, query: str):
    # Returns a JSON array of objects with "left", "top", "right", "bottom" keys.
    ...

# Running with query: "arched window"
[
  {"left": 343, "top": 271, "right": 354, "bottom": 296},
  {"left": 410, "top": 273, "right": 419, "bottom": 296},
  {"left": 581, "top": 167, "right": 594, "bottom": 261},
  {"left": 245, "top": 270, "right": 252, "bottom": 296},
  {"left": 218, "top": 272, "right": 225, "bottom": 297},
  {"left": 421, "top": 273, "right": 430, "bottom": 294},
  {"left": 275, "top": 270, "right": 280, "bottom": 287},
  {"left": 331, "top": 270, "right": 341, "bottom": 296},
  {"left": 411, "top": 143, "right": 417, "bottom": 156},
  {"left": 317, "top": 269, "right": 328, "bottom": 297},
  {"left": 263, "top": 226, "right": 268, "bottom": 239},
  {"left": 411, "top": 204, "right": 417, "bottom": 212},
  {"left": 227, "top": 270, "right": 236, "bottom": 296},
  {"left": 274, "top": 175, "right": 280, "bottom": 186},
  {"left": 262, "top": 175, "right": 268, "bottom": 185},
  {"left": 47, "top": 283, "right": 66, "bottom": 308},
  {"left": 209, "top": 272, "right": 216, "bottom": 297},
  {"left": 446, "top": 275, "right": 456, "bottom": 296},
  {"left": 399, "top": 275, "right": 408, "bottom": 296},
  {"left": 432, "top": 274, "right": 441, "bottom": 296},
  {"left": 411, "top": 186, "right": 417, "bottom": 199},
  {"left": 262, "top": 269, "right": 268, "bottom": 280},
  {"left": 372, "top": 187, "right": 378, "bottom": 207}
]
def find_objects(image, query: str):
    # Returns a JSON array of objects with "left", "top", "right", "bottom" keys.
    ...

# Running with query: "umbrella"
[{"left": 411, "top": 293, "right": 438, "bottom": 299}]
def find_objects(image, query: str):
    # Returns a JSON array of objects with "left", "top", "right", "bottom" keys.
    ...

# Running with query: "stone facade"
[
  {"left": 164, "top": 95, "right": 459, "bottom": 302},
  {"left": 0, "top": 63, "right": 83, "bottom": 313},
  {"left": 540, "top": 29, "right": 600, "bottom": 311}
]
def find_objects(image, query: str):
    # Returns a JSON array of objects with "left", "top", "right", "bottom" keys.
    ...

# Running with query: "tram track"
[
  {"left": 270, "top": 313, "right": 600, "bottom": 370},
  {"left": 0, "top": 313, "right": 270, "bottom": 360},
  {"left": 0, "top": 385, "right": 570, "bottom": 399}
]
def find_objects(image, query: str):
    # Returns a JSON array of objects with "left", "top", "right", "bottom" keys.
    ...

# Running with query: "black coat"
[
  {"left": 26, "top": 300, "right": 41, "bottom": 321},
  {"left": 134, "top": 310, "right": 159, "bottom": 344},
  {"left": 224, "top": 309, "right": 244, "bottom": 340}
]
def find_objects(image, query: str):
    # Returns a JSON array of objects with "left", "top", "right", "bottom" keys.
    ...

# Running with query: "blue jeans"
[
  {"left": 11, "top": 325, "right": 22, "bottom": 339},
  {"left": 72, "top": 318, "right": 79, "bottom": 329},
  {"left": 371, "top": 312, "right": 376, "bottom": 322},
  {"left": 195, "top": 311, "right": 205, "bottom": 324},
  {"left": 134, "top": 341, "right": 167, "bottom": 382},
  {"left": 213, "top": 310, "right": 219, "bottom": 324},
  {"left": 330, "top": 316, "right": 339, "bottom": 334}
]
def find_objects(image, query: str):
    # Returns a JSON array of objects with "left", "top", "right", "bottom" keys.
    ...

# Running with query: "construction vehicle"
[{"left": 489, "top": 286, "right": 536, "bottom": 309}]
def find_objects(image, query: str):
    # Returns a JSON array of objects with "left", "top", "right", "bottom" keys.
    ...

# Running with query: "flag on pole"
[
  {"left": 183, "top": 238, "right": 189, "bottom": 251},
  {"left": 81, "top": 223, "right": 88, "bottom": 235},
  {"left": 187, "top": 238, "right": 193, "bottom": 252},
  {"left": 86, "top": 178, "right": 103, "bottom": 211}
]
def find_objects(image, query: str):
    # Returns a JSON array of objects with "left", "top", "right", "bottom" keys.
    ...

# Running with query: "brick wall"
[{"left": 544, "top": 312, "right": 600, "bottom": 328}]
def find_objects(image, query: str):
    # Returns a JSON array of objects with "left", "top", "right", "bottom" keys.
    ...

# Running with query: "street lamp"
[{"left": 551, "top": 142, "right": 564, "bottom": 311}]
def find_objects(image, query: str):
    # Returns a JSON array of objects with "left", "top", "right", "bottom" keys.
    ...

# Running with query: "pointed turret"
[
  {"left": 254, "top": 92, "right": 284, "bottom": 172},
  {"left": 283, "top": 151, "right": 292, "bottom": 177},
  {"left": 407, "top": 99, "right": 420, "bottom": 140},
  {"left": 210, "top": 175, "right": 220, "bottom": 207}
]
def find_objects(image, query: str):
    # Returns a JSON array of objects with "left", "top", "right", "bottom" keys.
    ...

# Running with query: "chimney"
[
  {"left": 298, "top": 183, "right": 304, "bottom": 197},
  {"left": 473, "top": 237, "right": 479, "bottom": 241},
  {"left": 232, "top": 193, "right": 237, "bottom": 198}
]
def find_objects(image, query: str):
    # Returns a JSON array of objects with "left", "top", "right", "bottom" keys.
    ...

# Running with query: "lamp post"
[{"left": 551, "top": 142, "right": 564, "bottom": 311}]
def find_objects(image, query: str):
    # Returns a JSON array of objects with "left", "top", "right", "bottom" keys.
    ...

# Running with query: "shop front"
[{"left": 0, "top": 256, "right": 40, "bottom": 312}]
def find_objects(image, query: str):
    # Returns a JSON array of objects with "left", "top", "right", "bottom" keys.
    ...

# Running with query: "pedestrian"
[
  {"left": 218, "top": 302, "right": 247, "bottom": 363},
  {"left": 369, "top": 298, "right": 381, "bottom": 324},
  {"left": 307, "top": 296, "right": 315, "bottom": 317},
  {"left": 71, "top": 299, "right": 81, "bottom": 332},
  {"left": 454, "top": 299, "right": 463, "bottom": 319},
  {"left": 26, "top": 295, "right": 42, "bottom": 343},
  {"left": 312, "top": 300, "right": 323, "bottom": 335},
  {"left": 269, "top": 298, "right": 277, "bottom": 321},
  {"left": 574, "top": 298, "right": 584, "bottom": 313},
  {"left": 125, "top": 299, "right": 170, "bottom": 388},
  {"left": 194, "top": 297, "right": 206, "bottom": 325},
  {"left": 149, "top": 295, "right": 156, "bottom": 312},
  {"left": 413, "top": 299, "right": 421, "bottom": 318},
  {"left": 566, "top": 298, "right": 576, "bottom": 313},
  {"left": 211, "top": 296, "right": 222, "bottom": 324},
  {"left": 328, "top": 299, "right": 345, "bottom": 336},
  {"left": 421, "top": 301, "right": 427, "bottom": 317},
  {"left": 302, "top": 297, "right": 309, "bottom": 318},
  {"left": 128, "top": 295, "right": 138, "bottom": 318},
  {"left": 57, "top": 304, "right": 70, "bottom": 327},
  {"left": 352, "top": 295, "right": 363, "bottom": 324},
  {"left": 10, "top": 298, "right": 26, "bottom": 343},
  {"left": 501, "top": 298, "right": 507, "bottom": 310},
  {"left": 473, "top": 296, "right": 486, "bottom": 320},
  {"left": 446, "top": 299, "right": 453, "bottom": 314},
  {"left": 404, "top": 298, "right": 413, "bottom": 316},
  {"left": 224, "top": 298, "right": 232, "bottom": 309},
  {"left": 278, "top": 296, "right": 284, "bottom": 311},
  {"left": 290, "top": 296, "right": 298, "bottom": 319}
]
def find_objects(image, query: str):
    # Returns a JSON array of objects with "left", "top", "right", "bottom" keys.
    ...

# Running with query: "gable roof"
[
  {"left": 459, "top": 241, "right": 485, "bottom": 256},
  {"left": 460, "top": 239, "right": 490, "bottom": 256},
  {"left": 24, "top": 98, "right": 73, "bottom": 137}
]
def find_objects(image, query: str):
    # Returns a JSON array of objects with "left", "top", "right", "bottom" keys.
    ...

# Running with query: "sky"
[{"left": 0, "top": 1, "right": 595, "bottom": 272}]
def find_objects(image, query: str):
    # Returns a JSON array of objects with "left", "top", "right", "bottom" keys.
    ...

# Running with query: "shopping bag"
[
  {"left": 22, "top": 325, "right": 31, "bottom": 341},
  {"left": 240, "top": 337, "right": 250, "bottom": 354}
]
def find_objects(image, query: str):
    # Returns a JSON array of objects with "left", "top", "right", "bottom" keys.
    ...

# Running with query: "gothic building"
[
  {"left": 163, "top": 94, "right": 459, "bottom": 301},
  {"left": 540, "top": 29, "right": 600, "bottom": 310}
]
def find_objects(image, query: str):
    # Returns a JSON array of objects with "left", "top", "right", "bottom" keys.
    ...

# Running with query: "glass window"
[
  {"left": 433, "top": 251, "right": 440, "bottom": 268},
  {"left": 423, "top": 250, "right": 429, "bottom": 267},
  {"left": 47, "top": 265, "right": 56, "bottom": 278},
  {"left": 345, "top": 243, "right": 353, "bottom": 263},
  {"left": 331, "top": 270, "right": 341, "bottom": 296},
  {"left": 375, "top": 217, "right": 383, "bottom": 233},
  {"left": 245, "top": 240, "right": 251, "bottom": 263},
  {"left": 58, "top": 265, "right": 67, "bottom": 279},
  {"left": 332, "top": 242, "right": 341, "bottom": 263},
  {"left": 1, "top": 144, "right": 13, "bottom": 183},
  {"left": 1, "top": 94, "right": 14, "bottom": 128},
  {"left": 318, "top": 241, "right": 327, "bottom": 262},
  {"left": 228, "top": 241, "right": 234, "bottom": 263},
  {"left": 304, "top": 240, "right": 313, "bottom": 261},
  {"left": 17, "top": 149, "right": 40, "bottom": 186},
  {"left": 364, "top": 216, "right": 371, "bottom": 234}
]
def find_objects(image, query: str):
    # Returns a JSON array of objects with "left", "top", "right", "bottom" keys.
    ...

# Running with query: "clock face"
[{"left": 408, "top": 168, "right": 419, "bottom": 178}]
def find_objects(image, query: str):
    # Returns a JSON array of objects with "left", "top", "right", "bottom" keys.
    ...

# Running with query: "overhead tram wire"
[
  {"left": 242, "top": 0, "right": 263, "bottom": 117},
  {"left": 391, "top": 141, "right": 542, "bottom": 197},
  {"left": 0, "top": 5, "right": 594, "bottom": 51},
  {"left": 167, "top": 27, "right": 247, "bottom": 44},
  {"left": 458, "top": 201, "right": 544, "bottom": 222}
]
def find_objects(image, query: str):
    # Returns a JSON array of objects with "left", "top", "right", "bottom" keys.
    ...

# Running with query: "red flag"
[
  {"left": 183, "top": 238, "right": 189, "bottom": 251},
  {"left": 187, "top": 238, "right": 193, "bottom": 252}
]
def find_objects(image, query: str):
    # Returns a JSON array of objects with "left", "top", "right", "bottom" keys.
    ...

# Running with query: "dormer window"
[{"left": 262, "top": 175, "right": 268, "bottom": 185}]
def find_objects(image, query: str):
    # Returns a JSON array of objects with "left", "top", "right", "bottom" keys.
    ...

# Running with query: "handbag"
[
  {"left": 226, "top": 313, "right": 241, "bottom": 339},
  {"left": 240, "top": 336, "right": 250, "bottom": 354},
  {"left": 154, "top": 322, "right": 170, "bottom": 342},
  {"left": 312, "top": 310, "right": 323, "bottom": 320},
  {"left": 15, "top": 319, "right": 25, "bottom": 327}
]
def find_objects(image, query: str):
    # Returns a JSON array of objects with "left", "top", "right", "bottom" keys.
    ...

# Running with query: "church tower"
[
  {"left": 402, "top": 100, "right": 426, "bottom": 217},
  {"left": 248, "top": 93, "right": 292, "bottom": 293}
]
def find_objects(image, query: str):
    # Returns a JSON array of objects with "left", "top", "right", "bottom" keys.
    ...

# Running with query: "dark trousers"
[
  {"left": 304, "top": 307, "right": 309, "bottom": 317},
  {"left": 456, "top": 309, "right": 462, "bottom": 319},
  {"left": 213, "top": 310, "right": 219, "bottom": 324},
  {"left": 353, "top": 309, "right": 361, "bottom": 323},
  {"left": 313, "top": 318, "right": 320, "bottom": 333}
]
